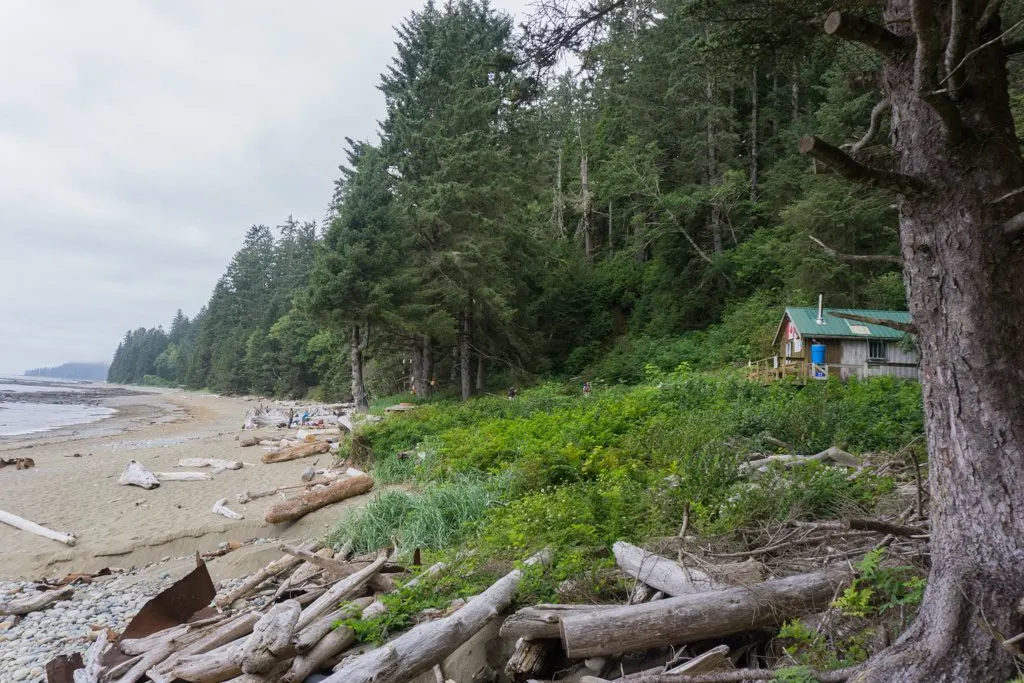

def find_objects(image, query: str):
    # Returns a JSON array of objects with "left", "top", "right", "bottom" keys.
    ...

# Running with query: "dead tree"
[{"left": 801, "top": 3, "right": 1024, "bottom": 680}]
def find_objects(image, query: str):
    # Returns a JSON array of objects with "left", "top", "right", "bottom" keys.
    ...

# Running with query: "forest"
[
  {"left": 106, "top": 1, "right": 1024, "bottom": 679},
  {"left": 108, "top": 0, "right": 918, "bottom": 402}
]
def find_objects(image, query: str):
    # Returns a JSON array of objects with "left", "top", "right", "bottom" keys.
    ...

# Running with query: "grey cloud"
[{"left": 0, "top": 0, "right": 531, "bottom": 373}]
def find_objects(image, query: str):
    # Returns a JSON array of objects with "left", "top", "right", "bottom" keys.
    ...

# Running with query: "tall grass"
[{"left": 327, "top": 474, "right": 504, "bottom": 555}]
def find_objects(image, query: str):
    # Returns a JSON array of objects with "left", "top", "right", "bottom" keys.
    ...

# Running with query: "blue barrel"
[{"left": 811, "top": 344, "right": 826, "bottom": 365}]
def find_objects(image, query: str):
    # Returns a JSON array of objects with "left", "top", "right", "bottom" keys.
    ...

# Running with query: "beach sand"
[{"left": 0, "top": 389, "right": 374, "bottom": 581}]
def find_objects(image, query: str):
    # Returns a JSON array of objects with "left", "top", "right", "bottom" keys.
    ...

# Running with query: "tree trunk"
[
  {"left": 580, "top": 152, "right": 595, "bottom": 263},
  {"left": 791, "top": 61, "right": 800, "bottom": 122},
  {"left": 809, "top": 4, "right": 1024, "bottom": 681},
  {"left": 349, "top": 324, "right": 369, "bottom": 414},
  {"left": 750, "top": 66, "right": 759, "bottom": 202},
  {"left": 413, "top": 336, "right": 432, "bottom": 398},
  {"left": 706, "top": 74, "right": 722, "bottom": 255},
  {"left": 459, "top": 312, "right": 472, "bottom": 401}
]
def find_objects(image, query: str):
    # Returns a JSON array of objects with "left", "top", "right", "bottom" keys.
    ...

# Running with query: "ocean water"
[{"left": 0, "top": 377, "right": 115, "bottom": 437}]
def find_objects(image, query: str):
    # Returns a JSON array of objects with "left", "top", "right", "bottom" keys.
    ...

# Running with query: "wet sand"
[{"left": 0, "top": 389, "right": 373, "bottom": 580}]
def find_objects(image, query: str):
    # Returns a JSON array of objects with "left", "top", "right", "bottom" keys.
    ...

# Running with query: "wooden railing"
[{"left": 746, "top": 357, "right": 829, "bottom": 383}]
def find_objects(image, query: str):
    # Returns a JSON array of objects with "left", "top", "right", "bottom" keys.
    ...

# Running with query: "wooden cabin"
[{"left": 749, "top": 306, "right": 919, "bottom": 382}]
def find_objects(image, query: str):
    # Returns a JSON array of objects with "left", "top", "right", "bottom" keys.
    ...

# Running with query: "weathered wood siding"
[{"left": 839, "top": 340, "right": 919, "bottom": 380}]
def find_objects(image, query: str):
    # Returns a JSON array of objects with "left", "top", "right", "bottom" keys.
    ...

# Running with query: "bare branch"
[
  {"left": 798, "top": 136, "right": 922, "bottom": 195},
  {"left": 978, "top": 0, "right": 1004, "bottom": 32},
  {"left": 945, "top": 0, "right": 968, "bottom": 97},
  {"left": 832, "top": 312, "right": 917, "bottom": 335},
  {"left": 990, "top": 187, "right": 1024, "bottom": 205},
  {"left": 911, "top": 0, "right": 966, "bottom": 141},
  {"left": 1002, "top": 211, "right": 1024, "bottom": 239},
  {"left": 850, "top": 99, "right": 892, "bottom": 154},
  {"left": 824, "top": 12, "right": 907, "bottom": 58},
  {"left": 809, "top": 235, "right": 902, "bottom": 265},
  {"left": 944, "top": 18, "right": 1024, "bottom": 84}
]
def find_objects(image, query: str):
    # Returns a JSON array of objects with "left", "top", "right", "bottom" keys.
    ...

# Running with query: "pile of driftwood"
[
  {"left": 58, "top": 542, "right": 548, "bottom": 683},
  {"left": 243, "top": 404, "right": 352, "bottom": 431},
  {"left": 0, "top": 456, "right": 35, "bottom": 470}
]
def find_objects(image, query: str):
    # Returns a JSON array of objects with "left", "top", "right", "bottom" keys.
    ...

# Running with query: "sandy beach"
[{"left": 0, "top": 388, "right": 372, "bottom": 581}]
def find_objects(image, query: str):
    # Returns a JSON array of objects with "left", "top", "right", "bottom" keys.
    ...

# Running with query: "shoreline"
[{"left": 0, "top": 389, "right": 372, "bottom": 581}]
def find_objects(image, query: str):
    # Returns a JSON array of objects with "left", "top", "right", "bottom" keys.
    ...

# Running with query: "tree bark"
[
  {"left": 350, "top": 324, "right": 369, "bottom": 414},
  {"left": 812, "top": 3, "right": 1024, "bottom": 681},
  {"left": 459, "top": 311, "right": 472, "bottom": 401},
  {"left": 750, "top": 67, "right": 759, "bottom": 202},
  {"left": 580, "top": 152, "right": 595, "bottom": 262},
  {"left": 412, "top": 335, "right": 433, "bottom": 398},
  {"left": 559, "top": 566, "right": 851, "bottom": 658}
]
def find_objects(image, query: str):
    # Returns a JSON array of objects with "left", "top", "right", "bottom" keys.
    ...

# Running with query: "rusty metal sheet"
[
  {"left": 118, "top": 552, "right": 216, "bottom": 641},
  {"left": 44, "top": 652, "right": 82, "bottom": 683}
]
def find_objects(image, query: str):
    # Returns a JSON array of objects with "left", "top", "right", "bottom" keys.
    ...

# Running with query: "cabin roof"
[{"left": 774, "top": 307, "right": 912, "bottom": 344}]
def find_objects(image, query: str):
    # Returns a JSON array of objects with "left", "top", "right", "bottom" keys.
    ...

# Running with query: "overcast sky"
[{"left": 0, "top": 0, "right": 532, "bottom": 374}]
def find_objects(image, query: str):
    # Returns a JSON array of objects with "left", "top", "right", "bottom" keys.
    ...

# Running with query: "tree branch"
[
  {"left": 824, "top": 12, "right": 907, "bottom": 59},
  {"left": 798, "top": 136, "right": 922, "bottom": 194},
  {"left": 945, "top": 0, "right": 968, "bottom": 97},
  {"left": 911, "top": 0, "right": 965, "bottom": 141},
  {"left": 832, "top": 312, "right": 917, "bottom": 335},
  {"left": 809, "top": 235, "right": 902, "bottom": 265},
  {"left": 850, "top": 99, "right": 892, "bottom": 154}
]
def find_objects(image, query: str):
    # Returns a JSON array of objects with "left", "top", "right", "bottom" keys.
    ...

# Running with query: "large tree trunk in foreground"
[
  {"left": 803, "top": 4, "right": 1024, "bottom": 681},
  {"left": 350, "top": 324, "right": 369, "bottom": 414}
]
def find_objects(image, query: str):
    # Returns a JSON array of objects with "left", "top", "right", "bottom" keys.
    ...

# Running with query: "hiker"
[
  {"left": 582, "top": 381, "right": 591, "bottom": 398},
  {"left": 507, "top": 386, "right": 517, "bottom": 400}
]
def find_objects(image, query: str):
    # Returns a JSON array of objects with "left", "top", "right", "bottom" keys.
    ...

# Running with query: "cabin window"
[
  {"left": 868, "top": 340, "right": 888, "bottom": 363},
  {"left": 792, "top": 336, "right": 803, "bottom": 353}
]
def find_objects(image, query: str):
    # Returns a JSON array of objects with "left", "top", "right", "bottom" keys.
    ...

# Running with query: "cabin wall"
[{"left": 839, "top": 340, "right": 919, "bottom": 380}]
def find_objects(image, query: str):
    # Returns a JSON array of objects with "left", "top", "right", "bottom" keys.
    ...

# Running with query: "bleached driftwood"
[
  {"left": 236, "top": 481, "right": 325, "bottom": 505},
  {"left": 236, "top": 600, "right": 301, "bottom": 675},
  {"left": 560, "top": 566, "right": 853, "bottom": 658},
  {"left": 296, "top": 549, "right": 388, "bottom": 630},
  {"left": 505, "top": 638, "right": 551, "bottom": 680},
  {"left": 147, "top": 612, "right": 261, "bottom": 683},
  {"left": 112, "top": 640, "right": 175, "bottom": 683},
  {"left": 154, "top": 471, "right": 214, "bottom": 482},
  {"left": 499, "top": 604, "right": 620, "bottom": 641},
  {"left": 265, "top": 472, "right": 374, "bottom": 524},
  {"left": 0, "top": 508, "right": 76, "bottom": 546},
  {"left": 119, "top": 460, "right": 160, "bottom": 489},
  {"left": 73, "top": 630, "right": 108, "bottom": 683},
  {"left": 0, "top": 585, "right": 73, "bottom": 616},
  {"left": 324, "top": 552, "right": 547, "bottom": 683},
  {"left": 216, "top": 541, "right": 320, "bottom": 608},
  {"left": 614, "top": 541, "right": 762, "bottom": 597},
  {"left": 261, "top": 441, "right": 331, "bottom": 464},
  {"left": 240, "top": 437, "right": 262, "bottom": 448},
  {"left": 177, "top": 458, "right": 244, "bottom": 470},
  {"left": 284, "top": 618, "right": 359, "bottom": 683},
  {"left": 166, "top": 644, "right": 242, "bottom": 683},
  {"left": 278, "top": 543, "right": 353, "bottom": 579},
  {"left": 213, "top": 499, "right": 244, "bottom": 520},
  {"left": 580, "top": 644, "right": 735, "bottom": 683},
  {"left": 745, "top": 446, "right": 861, "bottom": 472},
  {"left": 294, "top": 598, "right": 372, "bottom": 654},
  {"left": 274, "top": 548, "right": 333, "bottom": 598}
]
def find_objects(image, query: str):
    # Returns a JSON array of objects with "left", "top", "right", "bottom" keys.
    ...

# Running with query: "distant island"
[{"left": 24, "top": 362, "right": 109, "bottom": 381}]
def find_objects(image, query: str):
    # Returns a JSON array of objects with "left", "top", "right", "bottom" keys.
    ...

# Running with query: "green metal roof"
[{"left": 777, "top": 307, "right": 912, "bottom": 342}]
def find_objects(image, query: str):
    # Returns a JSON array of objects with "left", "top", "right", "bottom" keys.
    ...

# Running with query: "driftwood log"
[
  {"left": 147, "top": 613, "right": 262, "bottom": 683},
  {"left": 0, "top": 585, "right": 73, "bottom": 616},
  {"left": 212, "top": 499, "right": 244, "bottom": 520},
  {"left": 215, "top": 541, "right": 320, "bottom": 608},
  {"left": 155, "top": 471, "right": 213, "bottom": 482},
  {"left": 264, "top": 472, "right": 374, "bottom": 524},
  {"left": 74, "top": 630, "right": 108, "bottom": 683},
  {"left": 177, "top": 458, "right": 243, "bottom": 471},
  {"left": 745, "top": 446, "right": 861, "bottom": 472},
  {"left": 560, "top": 566, "right": 853, "bottom": 658},
  {"left": 119, "top": 460, "right": 160, "bottom": 489},
  {"left": 0, "top": 508, "right": 76, "bottom": 546},
  {"left": 296, "top": 550, "right": 388, "bottom": 629},
  {"left": 261, "top": 441, "right": 330, "bottom": 464},
  {"left": 500, "top": 604, "right": 620, "bottom": 641},
  {"left": 237, "top": 601, "right": 301, "bottom": 674},
  {"left": 324, "top": 552, "right": 546, "bottom": 683},
  {"left": 614, "top": 542, "right": 762, "bottom": 596}
]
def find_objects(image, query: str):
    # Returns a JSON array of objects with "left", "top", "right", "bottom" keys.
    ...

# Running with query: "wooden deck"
[{"left": 747, "top": 356, "right": 919, "bottom": 383}]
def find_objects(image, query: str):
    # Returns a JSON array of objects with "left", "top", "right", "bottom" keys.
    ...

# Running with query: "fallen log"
[
  {"left": 0, "top": 508, "right": 76, "bottom": 546},
  {"left": 239, "top": 437, "right": 262, "bottom": 448},
  {"left": 745, "top": 447, "right": 860, "bottom": 472},
  {"left": 585, "top": 644, "right": 735, "bottom": 683},
  {"left": 279, "top": 543, "right": 352, "bottom": 579},
  {"left": 215, "top": 541, "right": 320, "bottom": 608},
  {"left": 112, "top": 640, "right": 175, "bottom": 683},
  {"left": 147, "top": 613, "right": 261, "bottom": 683},
  {"left": 614, "top": 542, "right": 761, "bottom": 597},
  {"left": 296, "top": 549, "right": 389, "bottom": 630},
  {"left": 294, "top": 598, "right": 372, "bottom": 653},
  {"left": 212, "top": 499, "right": 244, "bottom": 520},
  {"left": 177, "top": 458, "right": 243, "bottom": 471},
  {"left": 119, "top": 460, "right": 160, "bottom": 489},
  {"left": 0, "top": 585, "right": 74, "bottom": 616},
  {"left": 505, "top": 638, "right": 552, "bottom": 680},
  {"left": 560, "top": 566, "right": 853, "bottom": 659},
  {"left": 265, "top": 472, "right": 374, "bottom": 524},
  {"left": 499, "top": 604, "right": 620, "bottom": 641},
  {"left": 236, "top": 601, "right": 300, "bottom": 675},
  {"left": 261, "top": 441, "right": 330, "bottom": 464},
  {"left": 155, "top": 471, "right": 213, "bottom": 482},
  {"left": 324, "top": 551, "right": 547, "bottom": 683}
]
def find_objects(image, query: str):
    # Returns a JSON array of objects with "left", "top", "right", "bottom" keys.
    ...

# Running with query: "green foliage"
[
  {"left": 777, "top": 619, "right": 869, "bottom": 670},
  {"left": 833, "top": 549, "right": 926, "bottom": 618}
]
